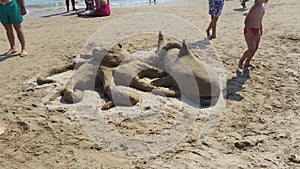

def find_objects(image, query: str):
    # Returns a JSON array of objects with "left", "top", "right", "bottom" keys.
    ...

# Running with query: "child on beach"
[
  {"left": 0, "top": 0, "right": 27, "bottom": 57},
  {"left": 238, "top": 0, "right": 268, "bottom": 69},
  {"left": 65, "top": 0, "right": 77, "bottom": 12},
  {"left": 206, "top": 0, "right": 225, "bottom": 40}
]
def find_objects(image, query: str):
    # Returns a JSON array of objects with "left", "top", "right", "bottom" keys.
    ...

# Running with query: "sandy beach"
[{"left": 0, "top": 0, "right": 299, "bottom": 168}]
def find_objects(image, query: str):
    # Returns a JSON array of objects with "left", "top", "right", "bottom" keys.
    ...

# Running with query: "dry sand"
[{"left": 0, "top": 0, "right": 299, "bottom": 168}]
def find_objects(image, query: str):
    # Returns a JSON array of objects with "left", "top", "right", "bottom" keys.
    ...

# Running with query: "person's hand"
[{"left": 20, "top": 8, "right": 27, "bottom": 15}]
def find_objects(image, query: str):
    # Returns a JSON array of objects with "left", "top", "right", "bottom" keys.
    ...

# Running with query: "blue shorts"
[
  {"left": 209, "top": 0, "right": 224, "bottom": 17},
  {"left": 0, "top": 0, "right": 24, "bottom": 25}
]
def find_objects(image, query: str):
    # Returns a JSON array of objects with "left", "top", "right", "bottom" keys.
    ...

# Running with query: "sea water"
[{"left": 25, "top": 0, "right": 172, "bottom": 13}]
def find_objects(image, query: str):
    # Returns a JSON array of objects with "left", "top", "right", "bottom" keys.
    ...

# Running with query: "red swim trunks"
[
  {"left": 94, "top": 4, "right": 110, "bottom": 17},
  {"left": 244, "top": 26, "right": 261, "bottom": 36}
]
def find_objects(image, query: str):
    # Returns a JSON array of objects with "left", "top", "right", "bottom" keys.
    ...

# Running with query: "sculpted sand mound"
[{"left": 37, "top": 32, "right": 222, "bottom": 110}]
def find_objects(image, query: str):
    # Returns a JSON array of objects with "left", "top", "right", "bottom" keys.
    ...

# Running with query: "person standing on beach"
[
  {"left": 238, "top": 0, "right": 268, "bottom": 69},
  {"left": 65, "top": 0, "right": 77, "bottom": 12},
  {"left": 0, "top": 0, "right": 27, "bottom": 57},
  {"left": 206, "top": 0, "right": 225, "bottom": 40}
]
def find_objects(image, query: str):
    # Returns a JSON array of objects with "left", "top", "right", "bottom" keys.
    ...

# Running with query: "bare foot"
[
  {"left": 206, "top": 29, "right": 210, "bottom": 38},
  {"left": 20, "top": 49, "right": 27, "bottom": 57},
  {"left": 238, "top": 60, "right": 243, "bottom": 69},
  {"left": 244, "top": 63, "right": 256, "bottom": 69},
  {"left": 4, "top": 49, "right": 17, "bottom": 56},
  {"left": 209, "top": 34, "right": 216, "bottom": 40},
  {"left": 241, "top": 2, "right": 246, "bottom": 8}
]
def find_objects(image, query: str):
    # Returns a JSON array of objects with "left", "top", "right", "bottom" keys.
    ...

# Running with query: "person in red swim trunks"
[{"left": 238, "top": 0, "right": 269, "bottom": 69}]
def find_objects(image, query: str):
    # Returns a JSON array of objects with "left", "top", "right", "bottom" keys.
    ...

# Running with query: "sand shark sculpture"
[{"left": 37, "top": 31, "right": 221, "bottom": 110}]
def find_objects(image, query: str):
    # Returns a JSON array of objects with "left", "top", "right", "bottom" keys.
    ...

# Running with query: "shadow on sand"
[
  {"left": 233, "top": 8, "right": 248, "bottom": 12},
  {"left": 225, "top": 68, "right": 250, "bottom": 101},
  {"left": 190, "top": 38, "right": 211, "bottom": 50},
  {"left": 41, "top": 8, "right": 85, "bottom": 18},
  {"left": 0, "top": 53, "right": 20, "bottom": 62}
]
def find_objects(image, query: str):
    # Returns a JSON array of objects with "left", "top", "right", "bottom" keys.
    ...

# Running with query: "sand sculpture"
[{"left": 37, "top": 32, "right": 221, "bottom": 110}]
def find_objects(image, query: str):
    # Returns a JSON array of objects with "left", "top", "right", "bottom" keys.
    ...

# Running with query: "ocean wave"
[
  {"left": 25, "top": 0, "right": 172, "bottom": 13},
  {"left": 26, "top": 2, "right": 66, "bottom": 8}
]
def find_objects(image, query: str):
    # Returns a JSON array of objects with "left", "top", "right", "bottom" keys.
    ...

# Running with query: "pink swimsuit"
[{"left": 94, "top": 4, "right": 110, "bottom": 17}]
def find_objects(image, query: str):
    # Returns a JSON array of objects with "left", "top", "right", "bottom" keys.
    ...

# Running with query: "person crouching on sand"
[
  {"left": 93, "top": 0, "right": 110, "bottom": 16},
  {"left": 0, "top": 0, "right": 27, "bottom": 57},
  {"left": 238, "top": 0, "right": 268, "bottom": 69},
  {"left": 78, "top": 0, "right": 110, "bottom": 17}
]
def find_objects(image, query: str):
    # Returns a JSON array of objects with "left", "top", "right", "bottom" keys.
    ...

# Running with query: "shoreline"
[{"left": 26, "top": 0, "right": 179, "bottom": 15}]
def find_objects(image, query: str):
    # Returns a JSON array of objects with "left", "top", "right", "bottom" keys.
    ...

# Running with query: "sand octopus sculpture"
[{"left": 37, "top": 32, "right": 221, "bottom": 110}]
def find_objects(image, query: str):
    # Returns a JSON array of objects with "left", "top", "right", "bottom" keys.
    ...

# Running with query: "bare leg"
[
  {"left": 65, "top": 0, "right": 70, "bottom": 12},
  {"left": 211, "top": 15, "right": 217, "bottom": 39},
  {"left": 206, "top": 16, "right": 219, "bottom": 39},
  {"left": 206, "top": 15, "right": 212, "bottom": 38},
  {"left": 91, "top": 0, "right": 95, "bottom": 9},
  {"left": 211, "top": 24, "right": 217, "bottom": 39},
  {"left": 85, "top": 0, "right": 88, "bottom": 10},
  {"left": 71, "top": 0, "right": 77, "bottom": 10},
  {"left": 95, "top": 0, "right": 100, "bottom": 10},
  {"left": 244, "top": 34, "right": 260, "bottom": 68},
  {"left": 149, "top": 0, "right": 156, "bottom": 4},
  {"left": 13, "top": 24, "right": 27, "bottom": 57},
  {"left": 241, "top": 0, "right": 248, "bottom": 8},
  {"left": 239, "top": 31, "right": 259, "bottom": 68},
  {"left": 3, "top": 24, "right": 17, "bottom": 56}
]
